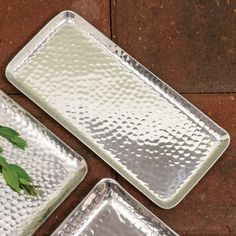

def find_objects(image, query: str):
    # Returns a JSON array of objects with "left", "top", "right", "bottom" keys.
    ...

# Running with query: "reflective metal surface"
[
  {"left": 0, "top": 91, "right": 87, "bottom": 236},
  {"left": 6, "top": 11, "right": 230, "bottom": 208},
  {"left": 52, "top": 178, "right": 178, "bottom": 236}
]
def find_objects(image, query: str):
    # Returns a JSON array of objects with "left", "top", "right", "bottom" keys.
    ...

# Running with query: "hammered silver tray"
[
  {"left": 6, "top": 11, "right": 229, "bottom": 209},
  {"left": 52, "top": 178, "right": 178, "bottom": 236},
  {"left": 0, "top": 91, "right": 87, "bottom": 236}
]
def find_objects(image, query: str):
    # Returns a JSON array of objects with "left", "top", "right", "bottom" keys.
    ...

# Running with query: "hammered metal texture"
[
  {"left": 0, "top": 91, "right": 87, "bottom": 236},
  {"left": 6, "top": 11, "right": 229, "bottom": 208},
  {"left": 52, "top": 179, "right": 178, "bottom": 236}
]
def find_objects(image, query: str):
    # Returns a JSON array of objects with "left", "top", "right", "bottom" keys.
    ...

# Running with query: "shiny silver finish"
[
  {"left": 6, "top": 11, "right": 230, "bottom": 208},
  {"left": 52, "top": 178, "right": 178, "bottom": 236},
  {"left": 0, "top": 91, "right": 87, "bottom": 236}
]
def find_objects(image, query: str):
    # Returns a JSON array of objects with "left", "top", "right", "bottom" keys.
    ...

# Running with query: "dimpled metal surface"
[
  {"left": 0, "top": 91, "right": 87, "bottom": 236},
  {"left": 6, "top": 11, "right": 229, "bottom": 208},
  {"left": 52, "top": 179, "right": 178, "bottom": 236}
]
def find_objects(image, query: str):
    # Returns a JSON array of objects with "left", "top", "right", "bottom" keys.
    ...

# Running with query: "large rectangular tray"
[
  {"left": 0, "top": 91, "right": 87, "bottom": 236},
  {"left": 6, "top": 11, "right": 230, "bottom": 209},
  {"left": 52, "top": 178, "right": 178, "bottom": 236}
]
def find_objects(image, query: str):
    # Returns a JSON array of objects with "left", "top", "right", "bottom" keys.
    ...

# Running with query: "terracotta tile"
[{"left": 111, "top": 0, "right": 236, "bottom": 93}]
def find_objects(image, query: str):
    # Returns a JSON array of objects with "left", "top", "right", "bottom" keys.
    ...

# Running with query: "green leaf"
[
  {"left": 10, "top": 136, "right": 27, "bottom": 150},
  {"left": 9, "top": 164, "right": 31, "bottom": 182},
  {"left": 2, "top": 167, "right": 20, "bottom": 193},
  {"left": 20, "top": 181, "right": 38, "bottom": 196},
  {"left": 0, "top": 126, "right": 27, "bottom": 150},
  {"left": 0, "top": 125, "right": 38, "bottom": 196},
  {"left": 19, "top": 178, "right": 32, "bottom": 186},
  {"left": 0, "top": 126, "right": 19, "bottom": 136},
  {"left": 0, "top": 156, "right": 9, "bottom": 169},
  {"left": 0, "top": 127, "right": 18, "bottom": 140}
]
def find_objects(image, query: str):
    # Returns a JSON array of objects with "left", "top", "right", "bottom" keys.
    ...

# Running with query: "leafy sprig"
[
  {"left": 0, "top": 126, "right": 38, "bottom": 196},
  {"left": 0, "top": 126, "right": 27, "bottom": 150}
]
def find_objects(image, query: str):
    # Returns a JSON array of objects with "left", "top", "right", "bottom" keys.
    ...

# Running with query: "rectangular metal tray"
[
  {"left": 52, "top": 178, "right": 178, "bottom": 236},
  {"left": 0, "top": 91, "right": 87, "bottom": 236},
  {"left": 6, "top": 11, "right": 230, "bottom": 209}
]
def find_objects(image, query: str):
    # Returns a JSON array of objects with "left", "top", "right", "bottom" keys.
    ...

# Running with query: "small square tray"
[
  {"left": 52, "top": 178, "right": 178, "bottom": 236},
  {"left": 0, "top": 91, "right": 87, "bottom": 236},
  {"left": 6, "top": 11, "right": 230, "bottom": 208}
]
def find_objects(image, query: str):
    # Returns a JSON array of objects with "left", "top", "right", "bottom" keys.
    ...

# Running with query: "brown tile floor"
[{"left": 0, "top": 1, "right": 235, "bottom": 235}]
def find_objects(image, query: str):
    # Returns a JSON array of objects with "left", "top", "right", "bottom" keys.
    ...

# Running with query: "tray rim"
[
  {"left": 52, "top": 178, "right": 179, "bottom": 236},
  {"left": 0, "top": 90, "right": 88, "bottom": 235},
  {"left": 5, "top": 10, "right": 230, "bottom": 209}
]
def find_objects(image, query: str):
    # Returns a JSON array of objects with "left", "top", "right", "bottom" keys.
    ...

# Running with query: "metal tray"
[
  {"left": 6, "top": 11, "right": 230, "bottom": 209},
  {"left": 0, "top": 91, "right": 87, "bottom": 236},
  {"left": 52, "top": 178, "right": 178, "bottom": 236}
]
